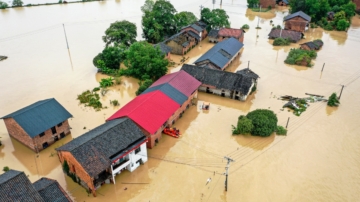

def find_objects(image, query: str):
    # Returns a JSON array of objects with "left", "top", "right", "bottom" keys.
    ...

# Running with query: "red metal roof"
[
  {"left": 218, "top": 28, "right": 243, "bottom": 38},
  {"left": 107, "top": 91, "right": 180, "bottom": 134},
  {"left": 150, "top": 70, "right": 201, "bottom": 97}
]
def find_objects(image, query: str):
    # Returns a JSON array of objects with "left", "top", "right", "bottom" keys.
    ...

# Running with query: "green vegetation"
[
  {"left": 276, "top": 126, "right": 287, "bottom": 135},
  {"left": 123, "top": 41, "right": 169, "bottom": 81},
  {"left": 110, "top": 100, "right": 120, "bottom": 106},
  {"left": 284, "top": 48, "right": 317, "bottom": 67},
  {"left": 93, "top": 46, "right": 126, "bottom": 70},
  {"left": 102, "top": 20, "right": 137, "bottom": 47},
  {"left": 99, "top": 77, "right": 114, "bottom": 88},
  {"left": 175, "top": 11, "right": 198, "bottom": 32},
  {"left": 114, "top": 77, "right": 121, "bottom": 85},
  {"left": 250, "top": 84, "right": 257, "bottom": 94},
  {"left": 136, "top": 79, "right": 153, "bottom": 96},
  {"left": 247, "top": 0, "right": 259, "bottom": 8},
  {"left": 3, "top": 166, "right": 10, "bottom": 172},
  {"left": 286, "top": 99, "right": 308, "bottom": 116},
  {"left": 77, "top": 90, "right": 102, "bottom": 110},
  {"left": 62, "top": 160, "right": 70, "bottom": 174},
  {"left": 241, "top": 24, "right": 250, "bottom": 29},
  {"left": 232, "top": 109, "right": 278, "bottom": 137},
  {"left": 328, "top": 93, "right": 340, "bottom": 106},
  {"left": 273, "top": 37, "right": 291, "bottom": 46},
  {"left": 201, "top": 8, "right": 230, "bottom": 31},
  {"left": 141, "top": 0, "right": 177, "bottom": 43},
  {"left": 12, "top": 0, "right": 23, "bottom": 7},
  {"left": 0, "top": 1, "right": 8, "bottom": 9}
]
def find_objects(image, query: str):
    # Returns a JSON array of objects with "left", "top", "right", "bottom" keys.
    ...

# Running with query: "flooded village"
[{"left": 1, "top": 0, "right": 360, "bottom": 201}]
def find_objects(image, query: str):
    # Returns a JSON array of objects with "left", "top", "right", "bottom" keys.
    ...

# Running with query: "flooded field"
[{"left": 1, "top": 0, "right": 360, "bottom": 201}]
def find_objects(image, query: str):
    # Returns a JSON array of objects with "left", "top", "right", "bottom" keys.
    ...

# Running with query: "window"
[
  {"left": 39, "top": 132, "right": 45, "bottom": 137},
  {"left": 51, "top": 126, "right": 57, "bottom": 134},
  {"left": 135, "top": 147, "right": 141, "bottom": 154},
  {"left": 57, "top": 122, "right": 63, "bottom": 127},
  {"left": 42, "top": 142, "right": 48, "bottom": 149}
]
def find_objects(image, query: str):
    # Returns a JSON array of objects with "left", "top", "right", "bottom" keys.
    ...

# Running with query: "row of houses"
[{"left": 0, "top": 170, "right": 72, "bottom": 202}]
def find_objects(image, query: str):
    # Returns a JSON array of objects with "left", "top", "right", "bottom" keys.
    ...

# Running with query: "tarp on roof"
[
  {"left": 194, "top": 37, "right": 244, "bottom": 69},
  {"left": 107, "top": 91, "right": 180, "bottom": 134},
  {"left": 1, "top": 98, "right": 72, "bottom": 138},
  {"left": 150, "top": 70, "right": 201, "bottom": 97},
  {"left": 142, "top": 83, "right": 188, "bottom": 105}
]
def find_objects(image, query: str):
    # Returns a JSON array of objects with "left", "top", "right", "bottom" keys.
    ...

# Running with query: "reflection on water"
[
  {"left": 231, "top": 133, "right": 276, "bottom": 150},
  {"left": 326, "top": 106, "right": 338, "bottom": 116},
  {"left": 328, "top": 30, "right": 348, "bottom": 45}
]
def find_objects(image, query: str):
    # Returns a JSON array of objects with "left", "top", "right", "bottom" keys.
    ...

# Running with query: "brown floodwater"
[{"left": 1, "top": 0, "right": 360, "bottom": 201}]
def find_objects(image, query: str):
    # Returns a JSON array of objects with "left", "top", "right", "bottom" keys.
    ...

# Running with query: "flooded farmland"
[{"left": 1, "top": 0, "right": 360, "bottom": 201}]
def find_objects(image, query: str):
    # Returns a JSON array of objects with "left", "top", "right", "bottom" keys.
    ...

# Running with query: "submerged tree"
[
  {"left": 93, "top": 45, "right": 125, "bottom": 69},
  {"left": 0, "top": 1, "right": 8, "bottom": 9},
  {"left": 246, "top": 109, "right": 278, "bottom": 137},
  {"left": 102, "top": 20, "right": 137, "bottom": 47},
  {"left": 12, "top": 0, "right": 23, "bottom": 7},
  {"left": 327, "top": 93, "right": 340, "bottom": 107},
  {"left": 174, "top": 11, "right": 198, "bottom": 31},
  {"left": 201, "top": 8, "right": 230, "bottom": 31}
]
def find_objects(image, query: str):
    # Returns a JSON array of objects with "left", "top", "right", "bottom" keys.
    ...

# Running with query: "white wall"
[{"left": 127, "top": 143, "right": 148, "bottom": 172}]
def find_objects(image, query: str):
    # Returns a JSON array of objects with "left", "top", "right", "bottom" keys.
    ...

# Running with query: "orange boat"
[{"left": 163, "top": 127, "right": 181, "bottom": 138}]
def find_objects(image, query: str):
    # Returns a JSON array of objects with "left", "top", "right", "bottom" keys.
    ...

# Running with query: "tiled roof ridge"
[
  {"left": 34, "top": 178, "right": 56, "bottom": 191},
  {"left": 0, "top": 170, "right": 22, "bottom": 184},
  {"left": 2, "top": 98, "right": 52, "bottom": 119}
]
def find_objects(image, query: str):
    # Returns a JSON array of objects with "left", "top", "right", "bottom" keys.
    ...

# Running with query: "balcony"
[{"left": 112, "top": 159, "right": 130, "bottom": 173}]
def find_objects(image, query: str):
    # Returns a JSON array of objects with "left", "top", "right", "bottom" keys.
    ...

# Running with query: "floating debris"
[
  {"left": 0, "top": 56, "right": 8, "bottom": 61},
  {"left": 281, "top": 93, "right": 327, "bottom": 116}
]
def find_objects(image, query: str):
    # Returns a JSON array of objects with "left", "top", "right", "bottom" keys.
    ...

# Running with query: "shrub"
[
  {"left": 273, "top": 37, "right": 291, "bottom": 46},
  {"left": 62, "top": 160, "right": 70, "bottom": 174},
  {"left": 232, "top": 125, "right": 240, "bottom": 135},
  {"left": 136, "top": 79, "right": 153, "bottom": 95},
  {"left": 324, "top": 24, "right": 334, "bottom": 30},
  {"left": 241, "top": 24, "right": 250, "bottom": 29},
  {"left": 336, "top": 19, "right": 350, "bottom": 31},
  {"left": 77, "top": 90, "right": 102, "bottom": 110},
  {"left": 236, "top": 116, "right": 253, "bottom": 135},
  {"left": 110, "top": 100, "right": 119, "bottom": 106},
  {"left": 327, "top": 93, "right": 340, "bottom": 107},
  {"left": 3, "top": 166, "right": 10, "bottom": 172},
  {"left": 276, "top": 125, "right": 287, "bottom": 135},
  {"left": 114, "top": 77, "right": 122, "bottom": 85},
  {"left": 99, "top": 77, "right": 114, "bottom": 88},
  {"left": 284, "top": 49, "right": 317, "bottom": 67},
  {"left": 92, "top": 87, "right": 100, "bottom": 92},
  {"left": 246, "top": 109, "right": 278, "bottom": 137}
]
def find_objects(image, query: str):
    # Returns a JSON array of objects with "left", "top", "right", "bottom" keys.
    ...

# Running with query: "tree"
[
  {"left": 236, "top": 116, "right": 253, "bottom": 135},
  {"left": 12, "top": 0, "right": 23, "bottom": 6},
  {"left": 102, "top": 20, "right": 137, "bottom": 47},
  {"left": 336, "top": 19, "right": 350, "bottom": 30},
  {"left": 328, "top": 0, "right": 350, "bottom": 7},
  {"left": 0, "top": 1, "right": 8, "bottom": 9},
  {"left": 246, "top": 109, "right": 278, "bottom": 137},
  {"left": 93, "top": 46, "right": 125, "bottom": 69},
  {"left": 124, "top": 41, "right": 169, "bottom": 81},
  {"left": 201, "top": 8, "right": 230, "bottom": 31},
  {"left": 289, "top": 0, "right": 306, "bottom": 13},
  {"left": 174, "top": 11, "right": 198, "bottom": 31},
  {"left": 247, "top": 0, "right": 259, "bottom": 8},
  {"left": 341, "top": 2, "right": 356, "bottom": 19},
  {"left": 327, "top": 93, "right": 340, "bottom": 106},
  {"left": 136, "top": 79, "right": 153, "bottom": 95},
  {"left": 141, "top": 0, "right": 177, "bottom": 43},
  {"left": 3, "top": 166, "right": 10, "bottom": 172},
  {"left": 304, "top": 0, "right": 330, "bottom": 22}
]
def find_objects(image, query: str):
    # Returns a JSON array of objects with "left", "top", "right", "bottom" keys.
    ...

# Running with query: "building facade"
[
  {"left": 1, "top": 98, "right": 72, "bottom": 152},
  {"left": 284, "top": 11, "right": 311, "bottom": 32},
  {"left": 208, "top": 28, "right": 245, "bottom": 43},
  {"left": 56, "top": 118, "right": 147, "bottom": 197}
]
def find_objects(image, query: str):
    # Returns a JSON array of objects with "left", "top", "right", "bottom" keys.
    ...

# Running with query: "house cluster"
[
  {"left": 268, "top": 11, "right": 311, "bottom": 42},
  {"left": 155, "top": 21, "right": 208, "bottom": 57},
  {"left": 0, "top": 170, "right": 72, "bottom": 202}
]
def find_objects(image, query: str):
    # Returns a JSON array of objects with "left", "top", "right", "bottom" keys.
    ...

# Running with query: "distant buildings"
[
  {"left": 194, "top": 37, "right": 244, "bottom": 70},
  {"left": 0, "top": 170, "right": 72, "bottom": 202},
  {"left": 284, "top": 11, "right": 311, "bottom": 33},
  {"left": 208, "top": 28, "right": 245, "bottom": 43},
  {"left": 56, "top": 118, "right": 148, "bottom": 197},
  {"left": 181, "top": 64, "right": 259, "bottom": 101},
  {"left": 1, "top": 98, "right": 72, "bottom": 152}
]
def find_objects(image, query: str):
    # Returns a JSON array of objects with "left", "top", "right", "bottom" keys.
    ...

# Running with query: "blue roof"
[
  {"left": 194, "top": 37, "right": 244, "bottom": 69},
  {"left": 1, "top": 98, "right": 72, "bottom": 138},
  {"left": 142, "top": 83, "right": 188, "bottom": 105}
]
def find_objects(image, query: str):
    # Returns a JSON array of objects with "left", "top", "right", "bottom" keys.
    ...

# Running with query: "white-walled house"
[{"left": 56, "top": 118, "right": 147, "bottom": 197}]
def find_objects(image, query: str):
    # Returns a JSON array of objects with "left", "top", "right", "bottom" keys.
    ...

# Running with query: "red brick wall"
[
  {"left": 217, "top": 34, "right": 244, "bottom": 43},
  {"left": 260, "top": 0, "right": 276, "bottom": 8},
  {"left": 201, "top": 30, "right": 208, "bottom": 40},
  {"left": 3, "top": 118, "right": 35, "bottom": 151},
  {"left": 3, "top": 118, "right": 71, "bottom": 152},
  {"left": 354, "top": 0, "right": 360, "bottom": 10},
  {"left": 57, "top": 151, "right": 96, "bottom": 196},
  {"left": 285, "top": 16, "right": 308, "bottom": 32}
]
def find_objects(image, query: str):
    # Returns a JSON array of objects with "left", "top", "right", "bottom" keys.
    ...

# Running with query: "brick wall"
[
  {"left": 57, "top": 151, "right": 96, "bottom": 196},
  {"left": 353, "top": 0, "right": 360, "bottom": 10},
  {"left": 3, "top": 118, "right": 36, "bottom": 151},
  {"left": 260, "top": 0, "right": 276, "bottom": 8},
  {"left": 285, "top": 16, "right": 308, "bottom": 32}
]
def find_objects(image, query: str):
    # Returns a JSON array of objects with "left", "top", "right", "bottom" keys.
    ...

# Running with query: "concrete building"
[
  {"left": 0, "top": 170, "right": 72, "bottom": 202},
  {"left": 107, "top": 70, "right": 201, "bottom": 149},
  {"left": 194, "top": 37, "right": 244, "bottom": 70},
  {"left": 0, "top": 98, "right": 72, "bottom": 152},
  {"left": 181, "top": 64, "right": 259, "bottom": 101},
  {"left": 56, "top": 118, "right": 148, "bottom": 197},
  {"left": 284, "top": 11, "right": 311, "bottom": 32}
]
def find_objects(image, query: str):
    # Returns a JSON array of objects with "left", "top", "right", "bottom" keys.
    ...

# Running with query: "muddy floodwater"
[{"left": 1, "top": 0, "right": 360, "bottom": 201}]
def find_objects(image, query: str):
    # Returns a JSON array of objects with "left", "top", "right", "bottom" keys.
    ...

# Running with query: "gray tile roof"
[
  {"left": 1, "top": 98, "right": 72, "bottom": 138},
  {"left": 154, "top": 43, "right": 172, "bottom": 55},
  {"left": 33, "top": 178, "right": 72, "bottom": 202},
  {"left": 181, "top": 64, "right": 255, "bottom": 95},
  {"left": 268, "top": 29, "right": 302, "bottom": 42},
  {"left": 284, "top": 11, "right": 311, "bottom": 22},
  {"left": 56, "top": 118, "right": 146, "bottom": 177},
  {"left": 195, "top": 21, "right": 207, "bottom": 29},
  {"left": 0, "top": 170, "right": 45, "bottom": 202},
  {"left": 236, "top": 68, "right": 260, "bottom": 80},
  {"left": 194, "top": 37, "right": 244, "bottom": 69},
  {"left": 187, "top": 30, "right": 201, "bottom": 41},
  {"left": 142, "top": 83, "right": 188, "bottom": 105},
  {"left": 208, "top": 29, "right": 219, "bottom": 38},
  {"left": 190, "top": 24, "right": 203, "bottom": 32}
]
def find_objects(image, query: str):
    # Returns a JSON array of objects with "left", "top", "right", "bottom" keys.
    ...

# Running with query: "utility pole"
[
  {"left": 220, "top": 0, "right": 222, "bottom": 7},
  {"left": 224, "top": 156, "right": 234, "bottom": 192},
  {"left": 247, "top": 61, "right": 250, "bottom": 69},
  {"left": 256, "top": 6, "right": 262, "bottom": 28},
  {"left": 338, "top": 85, "right": 345, "bottom": 100},
  {"left": 200, "top": 5, "right": 204, "bottom": 15},
  {"left": 212, "top": 0, "right": 216, "bottom": 9},
  {"left": 321, "top": 63, "right": 325, "bottom": 72},
  {"left": 62, "top": 24, "right": 69, "bottom": 49},
  {"left": 286, "top": 117, "right": 290, "bottom": 129}
]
